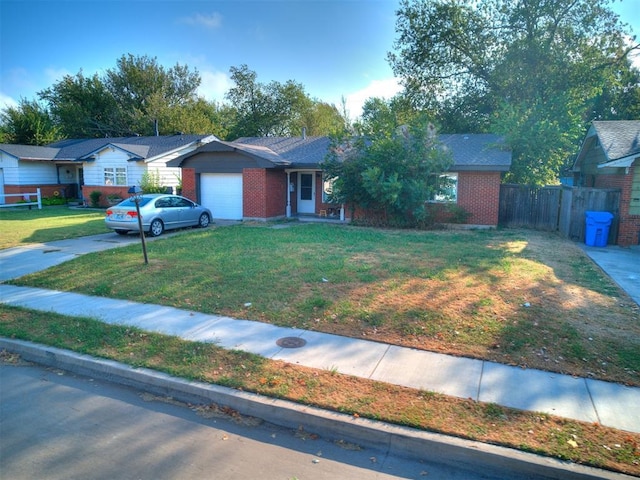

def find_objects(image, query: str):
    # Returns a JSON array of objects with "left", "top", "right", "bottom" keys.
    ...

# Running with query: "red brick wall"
[
  {"left": 243, "top": 168, "right": 286, "bottom": 219},
  {"left": 181, "top": 168, "right": 197, "bottom": 201},
  {"left": 3, "top": 184, "right": 72, "bottom": 204},
  {"left": 265, "top": 170, "right": 286, "bottom": 218},
  {"left": 81, "top": 186, "right": 129, "bottom": 207},
  {"left": 595, "top": 167, "right": 639, "bottom": 246},
  {"left": 456, "top": 171, "right": 502, "bottom": 226}
]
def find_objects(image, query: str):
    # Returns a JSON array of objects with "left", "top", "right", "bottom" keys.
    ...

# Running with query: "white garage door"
[{"left": 201, "top": 173, "right": 243, "bottom": 220}]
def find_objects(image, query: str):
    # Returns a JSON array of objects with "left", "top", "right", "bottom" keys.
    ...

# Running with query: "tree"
[
  {"left": 323, "top": 113, "right": 452, "bottom": 226},
  {"left": 0, "top": 98, "right": 61, "bottom": 145},
  {"left": 389, "top": 0, "right": 640, "bottom": 185},
  {"left": 300, "top": 101, "right": 349, "bottom": 137},
  {"left": 590, "top": 57, "right": 640, "bottom": 120},
  {"left": 225, "top": 64, "right": 347, "bottom": 139},
  {"left": 35, "top": 54, "right": 208, "bottom": 139},
  {"left": 39, "top": 71, "right": 121, "bottom": 138},
  {"left": 104, "top": 54, "right": 202, "bottom": 136}
]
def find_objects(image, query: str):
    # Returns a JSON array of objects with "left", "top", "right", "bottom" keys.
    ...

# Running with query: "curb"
[{"left": 0, "top": 337, "right": 632, "bottom": 480}]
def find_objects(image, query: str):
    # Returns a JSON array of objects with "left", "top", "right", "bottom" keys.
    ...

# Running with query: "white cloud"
[
  {"left": 44, "top": 67, "right": 72, "bottom": 85},
  {"left": 197, "top": 69, "right": 233, "bottom": 102},
  {"left": 179, "top": 12, "right": 223, "bottom": 29},
  {"left": 0, "top": 92, "right": 19, "bottom": 111},
  {"left": 343, "top": 77, "right": 403, "bottom": 120}
]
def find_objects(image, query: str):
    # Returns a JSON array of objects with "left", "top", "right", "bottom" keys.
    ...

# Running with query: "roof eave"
[
  {"left": 144, "top": 139, "right": 209, "bottom": 164},
  {"left": 449, "top": 164, "right": 511, "bottom": 172},
  {"left": 597, "top": 155, "right": 639, "bottom": 169}
]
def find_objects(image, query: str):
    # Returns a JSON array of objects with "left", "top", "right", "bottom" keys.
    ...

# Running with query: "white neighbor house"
[{"left": 0, "top": 134, "right": 215, "bottom": 205}]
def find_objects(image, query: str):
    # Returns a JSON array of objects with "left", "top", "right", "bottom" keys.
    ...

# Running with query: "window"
[
  {"left": 104, "top": 167, "right": 127, "bottom": 186},
  {"left": 322, "top": 177, "right": 335, "bottom": 203},
  {"left": 429, "top": 173, "right": 458, "bottom": 203}
]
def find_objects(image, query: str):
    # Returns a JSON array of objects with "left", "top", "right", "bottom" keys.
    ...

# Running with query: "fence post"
[{"left": 36, "top": 188, "right": 42, "bottom": 209}]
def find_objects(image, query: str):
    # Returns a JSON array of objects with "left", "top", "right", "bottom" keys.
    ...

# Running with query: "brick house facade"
[
  {"left": 171, "top": 134, "right": 511, "bottom": 226},
  {"left": 573, "top": 121, "right": 640, "bottom": 246},
  {"left": 457, "top": 171, "right": 503, "bottom": 226}
]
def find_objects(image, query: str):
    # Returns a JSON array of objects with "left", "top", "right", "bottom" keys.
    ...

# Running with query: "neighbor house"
[
  {"left": 572, "top": 120, "right": 640, "bottom": 246},
  {"left": 0, "top": 134, "right": 215, "bottom": 206},
  {"left": 169, "top": 132, "right": 511, "bottom": 226}
]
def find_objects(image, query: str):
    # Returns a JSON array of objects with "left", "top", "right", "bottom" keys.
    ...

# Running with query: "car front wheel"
[
  {"left": 148, "top": 219, "right": 164, "bottom": 237},
  {"left": 198, "top": 213, "right": 210, "bottom": 228}
]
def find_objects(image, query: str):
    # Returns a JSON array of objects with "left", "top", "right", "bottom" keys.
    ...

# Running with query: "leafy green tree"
[
  {"left": 35, "top": 54, "right": 210, "bottom": 139},
  {"left": 225, "top": 64, "right": 347, "bottom": 139},
  {"left": 0, "top": 98, "right": 61, "bottom": 145},
  {"left": 105, "top": 54, "right": 201, "bottom": 136},
  {"left": 590, "top": 57, "right": 640, "bottom": 120},
  {"left": 323, "top": 114, "right": 452, "bottom": 226},
  {"left": 39, "top": 71, "right": 121, "bottom": 137},
  {"left": 157, "top": 98, "right": 233, "bottom": 139},
  {"left": 300, "top": 101, "right": 348, "bottom": 137},
  {"left": 389, "top": 0, "right": 640, "bottom": 185}
]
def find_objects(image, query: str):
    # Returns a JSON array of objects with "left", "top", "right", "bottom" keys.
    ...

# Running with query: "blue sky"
[{"left": 1, "top": 0, "right": 638, "bottom": 120}]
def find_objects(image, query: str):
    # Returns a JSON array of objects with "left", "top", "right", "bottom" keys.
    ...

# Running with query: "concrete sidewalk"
[{"left": 1, "top": 283, "right": 638, "bottom": 434}]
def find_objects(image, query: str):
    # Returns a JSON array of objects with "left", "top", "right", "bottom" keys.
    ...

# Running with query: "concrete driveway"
[
  {"left": 581, "top": 244, "right": 640, "bottom": 306},
  {"left": 0, "top": 232, "right": 156, "bottom": 282}
]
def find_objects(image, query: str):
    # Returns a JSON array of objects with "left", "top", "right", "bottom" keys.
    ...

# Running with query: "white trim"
[{"left": 597, "top": 155, "right": 638, "bottom": 169}]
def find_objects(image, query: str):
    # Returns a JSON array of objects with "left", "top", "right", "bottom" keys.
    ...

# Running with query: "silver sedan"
[{"left": 105, "top": 194, "right": 212, "bottom": 236}]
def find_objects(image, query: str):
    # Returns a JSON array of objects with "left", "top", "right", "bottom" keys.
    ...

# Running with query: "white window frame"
[
  {"left": 429, "top": 173, "right": 458, "bottom": 203},
  {"left": 322, "top": 177, "right": 336, "bottom": 203},
  {"left": 104, "top": 167, "right": 127, "bottom": 186}
]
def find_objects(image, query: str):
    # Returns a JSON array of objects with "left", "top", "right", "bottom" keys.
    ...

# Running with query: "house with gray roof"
[
  {"left": 572, "top": 120, "right": 640, "bottom": 245},
  {"left": 0, "top": 134, "right": 215, "bottom": 206},
  {"left": 169, "top": 133, "right": 511, "bottom": 226}
]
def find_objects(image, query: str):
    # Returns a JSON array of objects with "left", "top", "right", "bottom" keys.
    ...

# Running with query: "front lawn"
[
  {"left": 0, "top": 206, "right": 107, "bottom": 249},
  {"left": 8, "top": 222, "right": 640, "bottom": 386}
]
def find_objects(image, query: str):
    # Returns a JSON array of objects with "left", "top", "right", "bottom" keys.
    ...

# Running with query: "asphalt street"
[{"left": 2, "top": 360, "right": 525, "bottom": 480}]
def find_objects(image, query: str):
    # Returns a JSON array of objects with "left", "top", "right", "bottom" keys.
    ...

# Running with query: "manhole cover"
[{"left": 276, "top": 337, "right": 307, "bottom": 348}]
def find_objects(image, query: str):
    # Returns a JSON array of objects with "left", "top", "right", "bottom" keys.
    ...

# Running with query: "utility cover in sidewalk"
[{"left": 276, "top": 337, "right": 306, "bottom": 348}]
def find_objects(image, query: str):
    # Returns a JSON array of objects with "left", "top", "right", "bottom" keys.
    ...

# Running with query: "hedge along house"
[
  {"left": 0, "top": 134, "right": 215, "bottom": 206},
  {"left": 169, "top": 132, "right": 511, "bottom": 226},
  {"left": 572, "top": 120, "right": 640, "bottom": 246}
]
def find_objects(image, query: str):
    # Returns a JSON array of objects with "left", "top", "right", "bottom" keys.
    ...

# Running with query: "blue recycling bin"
[{"left": 585, "top": 211, "right": 614, "bottom": 247}]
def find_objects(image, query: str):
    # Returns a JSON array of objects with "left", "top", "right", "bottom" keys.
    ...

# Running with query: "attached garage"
[
  {"left": 167, "top": 137, "right": 333, "bottom": 222},
  {"left": 200, "top": 173, "right": 243, "bottom": 220}
]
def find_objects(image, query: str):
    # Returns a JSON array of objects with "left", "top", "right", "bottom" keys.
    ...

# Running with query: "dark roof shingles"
[
  {"left": 592, "top": 120, "right": 640, "bottom": 161},
  {"left": 234, "top": 136, "right": 332, "bottom": 167},
  {"left": 439, "top": 134, "right": 511, "bottom": 170},
  {"left": 48, "top": 134, "right": 210, "bottom": 160}
]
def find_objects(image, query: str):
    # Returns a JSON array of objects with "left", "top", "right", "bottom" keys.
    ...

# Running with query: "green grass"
[
  {"left": 6, "top": 220, "right": 640, "bottom": 386},
  {"left": 1, "top": 210, "right": 639, "bottom": 476},
  {"left": 0, "top": 205, "right": 108, "bottom": 249}
]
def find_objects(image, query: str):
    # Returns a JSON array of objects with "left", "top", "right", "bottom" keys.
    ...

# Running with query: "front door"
[{"left": 297, "top": 172, "right": 315, "bottom": 214}]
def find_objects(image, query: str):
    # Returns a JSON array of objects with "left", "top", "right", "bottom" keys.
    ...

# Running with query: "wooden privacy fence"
[{"left": 499, "top": 184, "right": 620, "bottom": 243}]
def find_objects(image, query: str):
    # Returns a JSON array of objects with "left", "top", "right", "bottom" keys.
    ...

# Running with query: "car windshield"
[{"left": 116, "top": 197, "right": 154, "bottom": 207}]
